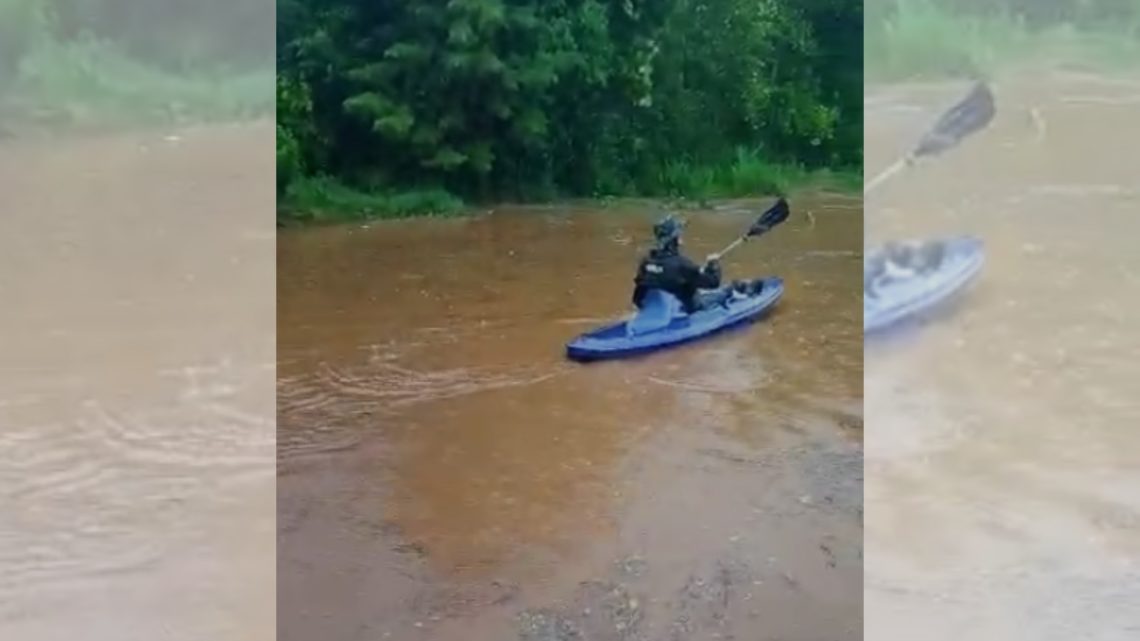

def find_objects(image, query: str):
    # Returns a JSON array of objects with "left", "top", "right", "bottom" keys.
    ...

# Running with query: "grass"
[
  {"left": 649, "top": 149, "right": 861, "bottom": 203},
  {"left": 278, "top": 177, "right": 467, "bottom": 226},
  {"left": 866, "top": 0, "right": 1140, "bottom": 81},
  {"left": 2, "top": 36, "right": 274, "bottom": 131},
  {"left": 278, "top": 155, "right": 860, "bottom": 225}
]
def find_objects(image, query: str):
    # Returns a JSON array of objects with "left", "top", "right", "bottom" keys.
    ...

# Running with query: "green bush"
[{"left": 277, "top": 0, "right": 863, "bottom": 223}]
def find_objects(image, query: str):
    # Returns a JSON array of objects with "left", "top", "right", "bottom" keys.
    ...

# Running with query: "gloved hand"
[{"left": 702, "top": 256, "right": 722, "bottom": 278}]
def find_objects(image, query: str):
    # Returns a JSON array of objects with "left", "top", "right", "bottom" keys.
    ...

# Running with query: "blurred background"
[
  {"left": 0, "top": 1, "right": 275, "bottom": 640},
  {"left": 0, "top": 0, "right": 273, "bottom": 129},
  {"left": 864, "top": 2, "right": 1140, "bottom": 640}
]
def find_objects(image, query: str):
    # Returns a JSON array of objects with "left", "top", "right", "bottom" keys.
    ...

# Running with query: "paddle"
[
  {"left": 708, "top": 197, "right": 790, "bottom": 262},
  {"left": 864, "top": 81, "right": 996, "bottom": 196}
]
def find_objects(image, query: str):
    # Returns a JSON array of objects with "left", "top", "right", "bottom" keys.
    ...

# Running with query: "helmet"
[{"left": 653, "top": 214, "right": 684, "bottom": 246}]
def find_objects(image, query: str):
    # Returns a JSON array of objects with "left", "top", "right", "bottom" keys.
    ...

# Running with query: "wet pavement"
[
  {"left": 865, "top": 72, "right": 1140, "bottom": 640},
  {"left": 278, "top": 196, "right": 864, "bottom": 640}
]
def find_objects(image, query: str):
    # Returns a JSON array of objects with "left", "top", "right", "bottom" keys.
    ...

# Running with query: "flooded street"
[
  {"left": 0, "top": 125, "right": 277, "bottom": 640},
  {"left": 278, "top": 197, "right": 863, "bottom": 640},
  {"left": 865, "top": 73, "right": 1140, "bottom": 639}
]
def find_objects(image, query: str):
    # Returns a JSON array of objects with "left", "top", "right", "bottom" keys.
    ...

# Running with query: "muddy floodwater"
[
  {"left": 865, "top": 73, "right": 1140, "bottom": 640},
  {"left": 278, "top": 196, "right": 863, "bottom": 640},
  {"left": 0, "top": 125, "right": 277, "bottom": 640}
]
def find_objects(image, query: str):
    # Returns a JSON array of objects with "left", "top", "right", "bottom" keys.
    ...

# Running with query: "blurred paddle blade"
[{"left": 913, "top": 81, "right": 996, "bottom": 158}]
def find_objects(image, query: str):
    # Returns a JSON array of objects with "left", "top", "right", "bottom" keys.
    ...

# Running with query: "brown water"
[
  {"left": 865, "top": 73, "right": 1140, "bottom": 640},
  {"left": 278, "top": 197, "right": 864, "bottom": 640},
  {"left": 0, "top": 125, "right": 276, "bottom": 640}
]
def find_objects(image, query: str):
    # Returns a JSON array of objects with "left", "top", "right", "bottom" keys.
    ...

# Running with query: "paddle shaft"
[
  {"left": 715, "top": 235, "right": 749, "bottom": 260},
  {"left": 705, "top": 197, "right": 789, "bottom": 262},
  {"left": 712, "top": 224, "right": 772, "bottom": 262},
  {"left": 864, "top": 156, "right": 913, "bottom": 196},
  {"left": 712, "top": 208, "right": 785, "bottom": 261}
]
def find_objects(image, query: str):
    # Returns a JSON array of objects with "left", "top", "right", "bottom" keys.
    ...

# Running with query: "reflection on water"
[
  {"left": 278, "top": 197, "right": 863, "bottom": 640},
  {"left": 0, "top": 125, "right": 276, "bottom": 641},
  {"left": 865, "top": 74, "right": 1140, "bottom": 640}
]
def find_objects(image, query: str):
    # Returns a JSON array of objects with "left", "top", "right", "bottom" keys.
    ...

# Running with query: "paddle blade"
[
  {"left": 913, "top": 81, "right": 996, "bottom": 159},
  {"left": 747, "top": 197, "right": 790, "bottom": 237}
]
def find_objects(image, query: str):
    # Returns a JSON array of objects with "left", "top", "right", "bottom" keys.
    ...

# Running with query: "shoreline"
[{"left": 276, "top": 172, "right": 864, "bottom": 229}]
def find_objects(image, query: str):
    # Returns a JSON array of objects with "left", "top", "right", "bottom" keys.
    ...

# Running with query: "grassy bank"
[
  {"left": 278, "top": 178, "right": 467, "bottom": 226},
  {"left": 1, "top": 38, "right": 274, "bottom": 133},
  {"left": 278, "top": 158, "right": 861, "bottom": 226},
  {"left": 866, "top": 0, "right": 1140, "bottom": 81},
  {"left": 648, "top": 151, "right": 862, "bottom": 203}
]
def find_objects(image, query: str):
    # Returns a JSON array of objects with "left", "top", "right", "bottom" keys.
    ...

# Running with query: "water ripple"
[{"left": 278, "top": 358, "right": 564, "bottom": 462}]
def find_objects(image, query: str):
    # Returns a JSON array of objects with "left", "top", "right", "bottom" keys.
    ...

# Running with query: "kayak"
[
  {"left": 864, "top": 235, "right": 984, "bottom": 334},
  {"left": 566, "top": 277, "right": 784, "bottom": 362}
]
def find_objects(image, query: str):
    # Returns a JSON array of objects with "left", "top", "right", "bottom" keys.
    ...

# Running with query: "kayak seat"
[{"left": 627, "top": 289, "right": 683, "bottom": 336}]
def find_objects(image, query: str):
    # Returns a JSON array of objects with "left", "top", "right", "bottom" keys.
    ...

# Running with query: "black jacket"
[{"left": 632, "top": 247, "right": 721, "bottom": 312}]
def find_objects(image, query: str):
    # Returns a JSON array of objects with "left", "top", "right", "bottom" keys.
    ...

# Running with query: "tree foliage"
[{"left": 278, "top": 0, "right": 863, "bottom": 206}]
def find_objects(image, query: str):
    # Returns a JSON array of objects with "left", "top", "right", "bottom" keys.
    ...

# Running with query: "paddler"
[{"left": 632, "top": 214, "right": 763, "bottom": 313}]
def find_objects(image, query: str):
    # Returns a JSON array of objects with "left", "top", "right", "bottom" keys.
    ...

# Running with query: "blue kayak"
[
  {"left": 864, "top": 235, "right": 984, "bottom": 334},
  {"left": 566, "top": 277, "right": 784, "bottom": 362}
]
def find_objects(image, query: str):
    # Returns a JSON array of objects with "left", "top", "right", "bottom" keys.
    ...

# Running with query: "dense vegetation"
[
  {"left": 0, "top": 0, "right": 273, "bottom": 128},
  {"left": 867, "top": 0, "right": 1140, "bottom": 80},
  {"left": 277, "top": 0, "right": 863, "bottom": 223}
]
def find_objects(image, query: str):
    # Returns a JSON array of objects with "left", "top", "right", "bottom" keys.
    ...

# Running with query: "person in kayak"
[
  {"left": 633, "top": 214, "right": 761, "bottom": 313},
  {"left": 632, "top": 215, "right": 720, "bottom": 313}
]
